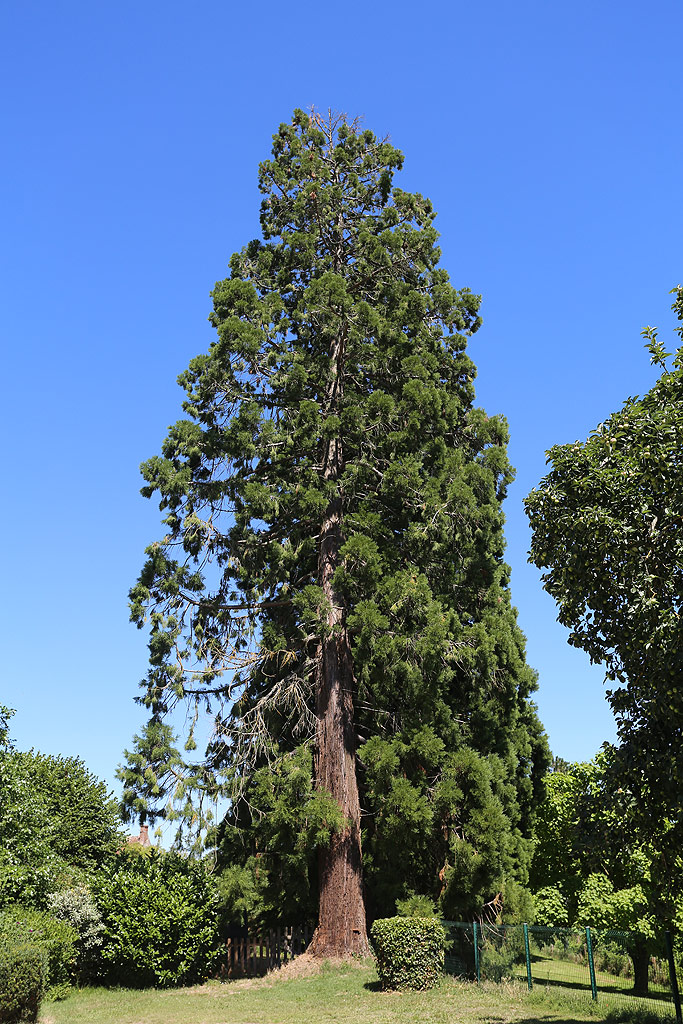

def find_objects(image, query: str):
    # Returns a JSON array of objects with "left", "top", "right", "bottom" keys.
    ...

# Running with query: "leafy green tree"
[
  {"left": 19, "top": 751, "right": 122, "bottom": 873},
  {"left": 530, "top": 760, "right": 599, "bottom": 904},
  {"left": 0, "top": 709, "right": 123, "bottom": 907},
  {"left": 129, "top": 109, "right": 549, "bottom": 952},
  {"left": 0, "top": 707, "right": 12, "bottom": 748},
  {"left": 525, "top": 286, "right": 683, "bottom": 850},
  {"left": 0, "top": 715, "right": 55, "bottom": 908}
]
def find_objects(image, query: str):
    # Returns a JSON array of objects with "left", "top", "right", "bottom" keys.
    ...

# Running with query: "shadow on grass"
[
  {"left": 528, "top": 976, "right": 673, "bottom": 1006},
  {"left": 363, "top": 979, "right": 383, "bottom": 991},
  {"left": 513, "top": 1019, "right": 605, "bottom": 1024}
]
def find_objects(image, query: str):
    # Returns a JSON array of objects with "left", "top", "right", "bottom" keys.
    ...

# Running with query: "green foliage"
[
  {"left": 0, "top": 906, "right": 77, "bottom": 999},
  {"left": 473, "top": 924, "right": 528, "bottom": 982},
  {"left": 526, "top": 286, "right": 683, "bottom": 849},
  {"left": 480, "top": 939, "right": 520, "bottom": 982},
  {"left": 593, "top": 942, "right": 634, "bottom": 979},
  {"left": 530, "top": 760, "right": 599, "bottom": 902},
  {"left": 498, "top": 878, "right": 536, "bottom": 924},
  {"left": 0, "top": 717, "right": 56, "bottom": 909},
  {"left": 116, "top": 719, "right": 207, "bottom": 849},
  {"left": 363, "top": 740, "right": 532, "bottom": 922},
  {"left": 217, "top": 746, "right": 340, "bottom": 926},
  {"left": 576, "top": 873, "right": 652, "bottom": 934},
  {"left": 96, "top": 853, "right": 221, "bottom": 987},
  {"left": 533, "top": 886, "right": 569, "bottom": 927},
  {"left": 130, "top": 109, "right": 550, "bottom": 927},
  {"left": 0, "top": 708, "right": 13, "bottom": 751},
  {"left": 530, "top": 753, "right": 669, "bottom": 939},
  {"left": 395, "top": 892, "right": 438, "bottom": 918},
  {"left": 0, "top": 944, "right": 45, "bottom": 1023},
  {"left": 215, "top": 863, "right": 260, "bottom": 930},
  {"left": 370, "top": 916, "right": 445, "bottom": 990},
  {"left": 20, "top": 752, "right": 122, "bottom": 873}
]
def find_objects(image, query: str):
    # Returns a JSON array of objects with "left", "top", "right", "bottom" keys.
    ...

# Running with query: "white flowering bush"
[{"left": 46, "top": 887, "right": 104, "bottom": 982}]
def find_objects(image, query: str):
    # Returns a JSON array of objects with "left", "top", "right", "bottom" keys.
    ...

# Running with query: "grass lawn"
[{"left": 41, "top": 959, "right": 622, "bottom": 1024}]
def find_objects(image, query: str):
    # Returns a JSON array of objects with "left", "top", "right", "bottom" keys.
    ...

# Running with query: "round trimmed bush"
[{"left": 371, "top": 916, "right": 445, "bottom": 990}]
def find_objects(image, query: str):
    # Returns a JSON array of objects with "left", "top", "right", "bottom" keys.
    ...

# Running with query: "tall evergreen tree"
[{"left": 130, "top": 110, "right": 548, "bottom": 955}]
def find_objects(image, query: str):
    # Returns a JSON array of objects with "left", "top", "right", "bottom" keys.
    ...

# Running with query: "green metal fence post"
[
  {"left": 665, "top": 931, "right": 682, "bottom": 1024},
  {"left": 585, "top": 927, "right": 597, "bottom": 1001},
  {"left": 473, "top": 921, "right": 480, "bottom": 984},
  {"left": 523, "top": 923, "right": 532, "bottom": 990}
]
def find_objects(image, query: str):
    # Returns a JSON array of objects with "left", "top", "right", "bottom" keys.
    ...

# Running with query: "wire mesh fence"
[{"left": 443, "top": 921, "right": 682, "bottom": 1020}]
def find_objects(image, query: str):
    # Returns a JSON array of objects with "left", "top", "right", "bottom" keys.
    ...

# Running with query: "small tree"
[
  {"left": 117, "top": 719, "right": 216, "bottom": 853},
  {"left": 21, "top": 751, "right": 121, "bottom": 873}
]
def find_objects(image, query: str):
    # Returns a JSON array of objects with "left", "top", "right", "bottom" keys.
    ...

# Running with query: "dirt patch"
[
  {"left": 270, "top": 952, "right": 323, "bottom": 980},
  {"left": 189, "top": 952, "right": 374, "bottom": 996},
  {"left": 275, "top": 952, "right": 375, "bottom": 981}
]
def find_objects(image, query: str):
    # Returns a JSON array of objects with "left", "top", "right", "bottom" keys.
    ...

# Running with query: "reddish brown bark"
[
  {"left": 308, "top": 321, "right": 369, "bottom": 958},
  {"left": 308, "top": 494, "right": 369, "bottom": 957}
]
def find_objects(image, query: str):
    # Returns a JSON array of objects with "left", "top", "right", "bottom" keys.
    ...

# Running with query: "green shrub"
[
  {"left": 480, "top": 942, "right": 516, "bottom": 981},
  {"left": 480, "top": 926, "right": 526, "bottom": 982},
  {"left": 0, "top": 863, "right": 57, "bottom": 913},
  {"left": 0, "top": 943, "right": 45, "bottom": 1022},
  {"left": 395, "top": 892, "right": 438, "bottom": 918},
  {"left": 96, "top": 853, "right": 221, "bottom": 987},
  {"left": 0, "top": 907, "right": 76, "bottom": 999},
  {"left": 533, "top": 886, "right": 569, "bottom": 927},
  {"left": 594, "top": 943, "right": 632, "bottom": 978},
  {"left": 371, "top": 916, "right": 445, "bottom": 990}
]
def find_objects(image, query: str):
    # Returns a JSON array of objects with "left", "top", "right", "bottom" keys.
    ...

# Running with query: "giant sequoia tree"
[{"left": 130, "top": 111, "right": 548, "bottom": 955}]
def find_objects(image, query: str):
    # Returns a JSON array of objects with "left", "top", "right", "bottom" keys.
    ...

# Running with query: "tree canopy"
[
  {"left": 525, "top": 286, "right": 683, "bottom": 848},
  {"left": 129, "top": 110, "right": 549, "bottom": 949},
  {"left": 0, "top": 707, "right": 123, "bottom": 908}
]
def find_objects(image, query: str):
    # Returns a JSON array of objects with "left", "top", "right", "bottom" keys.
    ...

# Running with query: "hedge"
[
  {"left": 0, "top": 906, "right": 77, "bottom": 999},
  {"left": 0, "top": 944, "right": 45, "bottom": 1023},
  {"left": 370, "top": 916, "right": 446, "bottom": 990}
]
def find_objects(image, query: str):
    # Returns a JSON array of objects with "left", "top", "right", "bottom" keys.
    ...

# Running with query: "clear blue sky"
[{"left": 2, "top": 1, "right": 681, "bottom": 806}]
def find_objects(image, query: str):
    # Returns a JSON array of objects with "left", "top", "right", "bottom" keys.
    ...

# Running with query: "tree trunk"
[
  {"left": 308, "top": 560, "right": 369, "bottom": 954},
  {"left": 308, "top": 324, "right": 369, "bottom": 958},
  {"left": 631, "top": 940, "right": 650, "bottom": 996}
]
